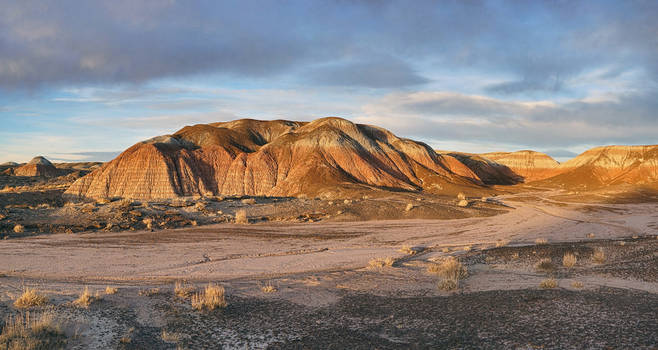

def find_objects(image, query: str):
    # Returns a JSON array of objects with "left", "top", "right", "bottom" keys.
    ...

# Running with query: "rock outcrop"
[
  {"left": 65, "top": 117, "right": 495, "bottom": 200},
  {"left": 481, "top": 151, "right": 560, "bottom": 182},
  {"left": 540, "top": 145, "right": 658, "bottom": 189},
  {"left": 13, "top": 156, "right": 59, "bottom": 177}
]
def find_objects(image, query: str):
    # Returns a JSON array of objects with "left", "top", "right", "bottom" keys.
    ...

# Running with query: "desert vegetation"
[
  {"left": 0, "top": 311, "right": 66, "bottom": 350},
  {"left": 190, "top": 283, "right": 227, "bottom": 311},
  {"left": 14, "top": 288, "right": 47, "bottom": 309},
  {"left": 72, "top": 287, "right": 97, "bottom": 308},
  {"left": 540, "top": 278, "right": 558, "bottom": 289},
  {"left": 592, "top": 248, "right": 606, "bottom": 264},
  {"left": 368, "top": 257, "right": 396, "bottom": 269},
  {"left": 428, "top": 257, "right": 467, "bottom": 291},
  {"left": 562, "top": 253, "right": 577, "bottom": 268},
  {"left": 234, "top": 209, "right": 248, "bottom": 224}
]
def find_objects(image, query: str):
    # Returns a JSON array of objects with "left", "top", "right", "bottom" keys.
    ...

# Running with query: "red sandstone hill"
[
  {"left": 537, "top": 145, "right": 658, "bottom": 190},
  {"left": 481, "top": 151, "right": 560, "bottom": 182},
  {"left": 65, "top": 117, "right": 509, "bottom": 200},
  {"left": 12, "top": 156, "right": 60, "bottom": 177},
  {"left": 437, "top": 152, "right": 522, "bottom": 185}
]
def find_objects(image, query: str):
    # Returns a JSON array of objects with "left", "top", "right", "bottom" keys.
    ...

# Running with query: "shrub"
[
  {"left": 13, "top": 224, "right": 25, "bottom": 233},
  {"left": 142, "top": 218, "right": 153, "bottom": 230},
  {"left": 462, "top": 245, "right": 472, "bottom": 252},
  {"left": 592, "top": 248, "right": 606, "bottom": 264},
  {"left": 495, "top": 239, "right": 509, "bottom": 247},
  {"left": 241, "top": 198, "right": 256, "bottom": 205},
  {"left": 174, "top": 281, "right": 195, "bottom": 299},
  {"left": 0, "top": 311, "right": 66, "bottom": 349},
  {"left": 368, "top": 257, "right": 396, "bottom": 269},
  {"left": 261, "top": 282, "right": 277, "bottom": 293},
  {"left": 428, "top": 257, "right": 467, "bottom": 280},
  {"left": 73, "top": 287, "right": 95, "bottom": 308},
  {"left": 235, "top": 209, "right": 248, "bottom": 224},
  {"left": 535, "top": 238, "right": 548, "bottom": 245},
  {"left": 571, "top": 281, "right": 584, "bottom": 288},
  {"left": 190, "top": 283, "right": 227, "bottom": 311},
  {"left": 399, "top": 245, "right": 418, "bottom": 255},
  {"left": 535, "top": 258, "right": 554, "bottom": 272},
  {"left": 430, "top": 257, "right": 467, "bottom": 291},
  {"left": 405, "top": 203, "right": 414, "bottom": 212},
  {"left": 539, "top": 278, "right": 558, "bottom": 289},
  {"left": 562, "top": 253, "right": 577, "bottom": 268},
  {"left": 105, "top": 286, "right": 118, "bottom": 295},
  {"left": 14, "top": 288, "right": 47, "bottom": 308}
]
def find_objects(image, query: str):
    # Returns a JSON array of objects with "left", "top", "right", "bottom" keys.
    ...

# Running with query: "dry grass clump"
[
  {"left": 194, "top": 201, "right": 207, "bottom": 211},
  {"left": 539, "top": 278, "right": 558, "bottom": 289},
  {"left": 241, "top": 198, "right": 256, "bottom": 205},
  {"left": 405, "top": 203, "right": 414, "bottom": 212},
  {"left": 234, "top": 209, "right": 248, "bottom": 224},
  {"left": 429, "top": 257, "right": 467, "bottom": 291},
  {"left": 161, "top": 330, "right": 181, "bottom": 343},
  {"left": 495, "top": 239, "right": 509, "bottom": 247},
  {"left": 587, "top": 233, "right": 595, "bottom": 238},
  {"left": 535, "top": 238, "right": 548, "bottom": 245},
  {"left": 174, "top": 281, "right": 195, "bottom": 298},
  {"left": 462, "top": 245, "right": 472, "bottom": 252},
  {"left": 571, "top": 281, "right": 584, "bottom": 289},
  {"left": 260, "top": 282, "right": 277, "bottom": 293},
  {"left": 562, "top": 253, "right": 577, "bottom": 268},
  {"left": 0, "top": 311, "right": 66, "bottom": 350},
  {"left": 441, "top": 247, "right": 450, "bottom": 253},
  {"left": 13, "top": 224, "right": 25, "bottom": 233},
  {"left": 138, "top": 288, "right": 160, "bottom": 297},
  {"left": 457, "top": 192, "right": 466, "bottom": 200},
  {"left": 14, "top": 288, "right": 47, "bottom": 309},
  {"left": 592, "top": 248, "right": 606, "bottom": 264},
  {"left": 142, "top": 217, "right": 153, "bottom": 230},
  {"left": 368, "top": 257, "right": 396, "bottom": 269},
  {"left": 535, "top": 258, "right": 554, "bottom": 272},
  {"left": 399, "top": 245, "right": 418, "bottom": 255},
  {"left": 73, "top": 287, "right": 97, "bottom": 308},
  {"left": 105, "top": 286, "right": 118, "bottom": 295},
  {"left": 190, "top": 283, "right": 227, "bottom": 311}
]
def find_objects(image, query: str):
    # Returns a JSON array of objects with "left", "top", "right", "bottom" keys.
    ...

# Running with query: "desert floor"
[{"left": 1, "top": 190, "right": 657, "bottom": 349}]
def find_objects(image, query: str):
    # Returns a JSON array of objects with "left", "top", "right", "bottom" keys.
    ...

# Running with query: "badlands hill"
[
  {"left": 65, "top": 117, "right": 511, "bottom": 200},
  {"left": 538, "top": 145, "right": 658, "bottom": 189},
  {"left": 12, "top": 156, "right": 59, "bottom": 177},
  {"left": 481, "top": 150, "right": 560, "bottom": 182},
  {"left": 437, "top": 152, "right": 522, "bottom": 185}
]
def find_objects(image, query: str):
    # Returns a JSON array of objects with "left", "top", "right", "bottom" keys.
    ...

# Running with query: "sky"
[{"left": 1, "top": 0, "right": 657, "bottom": 163}]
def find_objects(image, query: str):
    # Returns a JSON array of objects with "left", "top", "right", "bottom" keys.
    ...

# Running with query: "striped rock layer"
[{"left": 65, "top": 117, "right": 499, "bottom": 200}]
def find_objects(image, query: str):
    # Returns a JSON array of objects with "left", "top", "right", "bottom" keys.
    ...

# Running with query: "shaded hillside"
[{"left": 482, "top": 151, "right": 560, "bottom": 182}]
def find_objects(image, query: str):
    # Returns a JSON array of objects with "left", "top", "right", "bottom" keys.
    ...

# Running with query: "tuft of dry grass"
[
  {"left": 190, "top": 283, "right": 227, "bottom": 311},
  {"left": 138, "top": 288, "right": 160, "bottom": 297},
  {"left": 456, "top": 199, "right": 469, "bottom": 207},
  {"left": 539, "top": 278, "right": 558, "bottom": 289},
  {"left": 405, "top": 203, "right": 414, "bottom": 212},
  {"left": 587, "top": 233, "right": 595, "bottom": 238},
  {"left": 571, "top": 281, "right": 584, "bottom": 289},
  {"left": 142, "top": 218, "right": 153, "bottom": 230},
  {"left": 535, "top": 238, "right": 548, "bottom": 245},
  {"left": 174, "top": 281, "right": 195, "bottom": 299},
  {"left": 14, "top": 288, "right": 47, "bottom": 309},
  {"left": 511, "top": 252, "right": 520, "bottom": 260},
  {"left": 241, "top": 198, "right": 256, "bottom": 205},
  {"left": 429, "top": 257, "right": 467, "bottom": 291},
  {"left": 161, "top": 330, "right": 181, "bottom": 343},
  {"left": 462, "top": 245, "right": 472, "bottom": 252},
  {"left": 234, "top": 209, "right": 248, "bottom": 224},
  {"left": 13, "top": 224, "right": 25, "bottom": 233},
  {"left": 73, "top": 287, "right": 96, "bottom": 308},
  {"left": 368, "top": 257, "right": 396, "bottom": 269},
  {"left": 0, "top": 311, "right": 66, "bottom": 350},
  {"left": 592, "top": 248, "right": 606, "bottom": 264},
  {"left": 105, "top": 286, "right": 118, "bottom": 295},
  {"left": 260, "top": 282, "right": 277, "bottom": 293},
  {"left": 457, "top": 192, "right": 466, "bottom": 200},
  {"left": 562, "top": 253, "right": 577, "bottom": 268},
  {"left": 441, "top": 247, "right": 450, "bottom": 253},
  {"left": 399, "top": 245, "right": 418, "bottom": 255},
  {"left": 535, "top": 258, "right": 554, "bottom": 272},
  {"left": 495, "top": 239, "right": 509, "bottom": 247}
]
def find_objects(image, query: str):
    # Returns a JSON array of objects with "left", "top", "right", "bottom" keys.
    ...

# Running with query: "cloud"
[
  {"left": 48, "top": 151, "right": 120, "bottom": 162},
  {"left": 359, "top": 90, "right": 658, "bottom": 150},
  {"left": 307, "top": 57, "right": 429, "bottom": 88}
]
